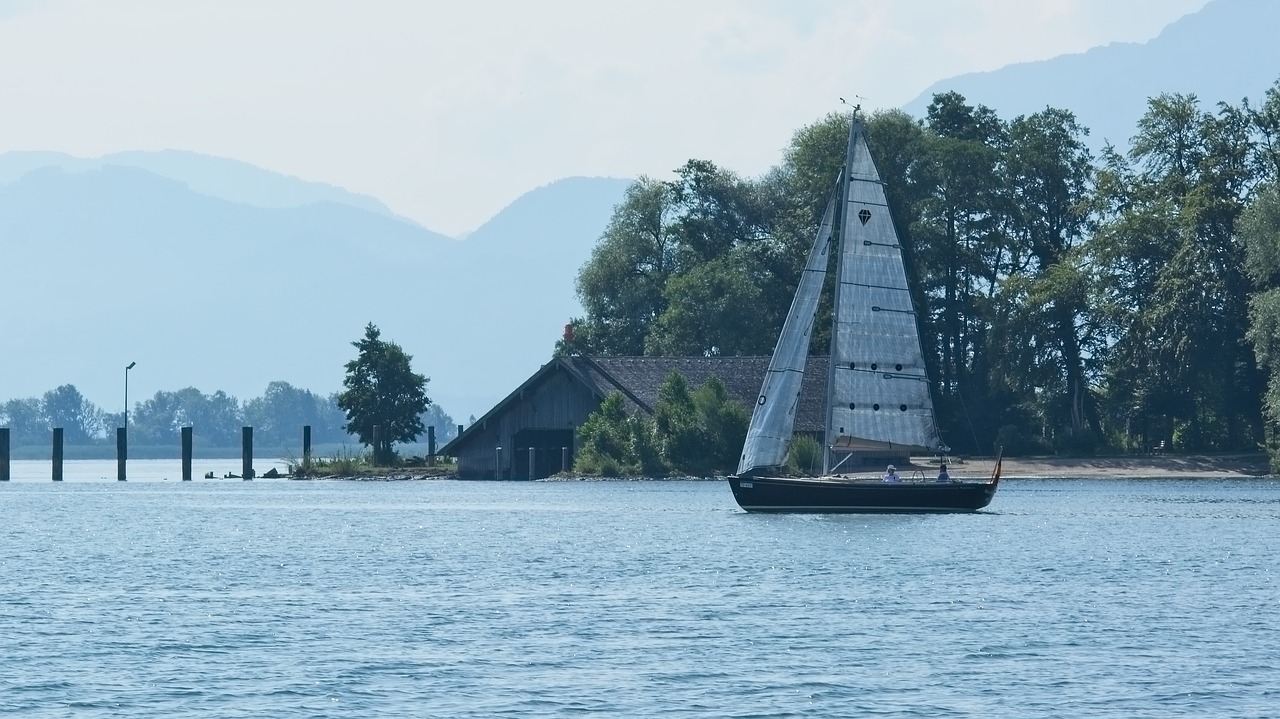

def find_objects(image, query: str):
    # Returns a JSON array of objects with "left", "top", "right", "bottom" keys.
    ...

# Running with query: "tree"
[
  {"left": 573, "top": 372, "right": 747, "bottom": 477},
  {"left": 242, "top": 381, "right": 347, "bottom": 449},
  {"left": 419, "top": 403, "right": 458, "bottom": 446},
  {"left": 1090, "top": 93, "right": 1260, "bottom": 450},
  {"left": 652, "top": 372, "right": 749, "bottom": 476},
  {"left": 42, "top": 384, "right": 103, "bottom": 443},
  {"left": 691, "top": 375, "right": 750, "bottom": 473},
  {"left": 132, "top": 388, "right": 242, "bottom": 445},
  {"left": 337, "top": 323, "right": 430, "bottom": 465},
  {"left": 573, "top": 159, "right": 774, "bottom": 357},
  {"left": 653, "top": 372, "right": 702, "bottom": 472},
  {"left": 990, "top": 108, "right": 1100, "bottom": 450},
  {"left": 1, "top": 397, "right": 47, "bottom": 446},
  {"left": 571, "top": 178, "right": 680, "bottom": 355},
  {"left": 573, "top": 391, "right": 662, "bottom": 476},
  {"left": 915, "top": 92, "right": 1005, "bottom": 405},
  {"left": 645, "top": 255, "right": 769, "bottom": 355}
]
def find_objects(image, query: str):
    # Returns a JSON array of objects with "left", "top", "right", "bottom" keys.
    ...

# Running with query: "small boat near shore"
[{"left": 730, "top": 111, "right": 1000, "bottom": 513}]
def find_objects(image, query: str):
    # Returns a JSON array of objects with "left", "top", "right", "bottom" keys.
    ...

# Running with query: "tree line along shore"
[{"left": 563, "top": 83, "right": 1280, "bottom": 474}]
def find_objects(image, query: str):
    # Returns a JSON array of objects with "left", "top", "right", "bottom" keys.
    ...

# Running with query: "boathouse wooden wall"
[{"left": 453, "top": 364, "right": 601, "bottom": 479}]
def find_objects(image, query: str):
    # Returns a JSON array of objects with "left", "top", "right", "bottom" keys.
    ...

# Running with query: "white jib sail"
[{"left": 736, "top": 176, "right": 840, "bottom": 475}]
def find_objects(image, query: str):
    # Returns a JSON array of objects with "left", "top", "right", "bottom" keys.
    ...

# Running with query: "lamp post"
[
  {"left": 120, "top": 361, "right": 136, "bottom": 482},
  {"left": 124, "top": 361, "right": 136, "bottom": 428}
]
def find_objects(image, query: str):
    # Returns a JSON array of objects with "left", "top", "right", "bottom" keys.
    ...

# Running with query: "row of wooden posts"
[{"left": 0, "top": 425, "right": 440, "bottom": 482}]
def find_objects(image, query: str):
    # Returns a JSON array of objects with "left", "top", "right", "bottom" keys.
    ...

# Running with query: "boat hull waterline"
[{"left": 728, "top": 475, "right": 998, "bottom": 513}]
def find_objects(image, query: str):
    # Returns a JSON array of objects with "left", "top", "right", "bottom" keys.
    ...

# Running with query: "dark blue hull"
[{"left": 728, "top": 475, "right": 998, "bottom": 513}]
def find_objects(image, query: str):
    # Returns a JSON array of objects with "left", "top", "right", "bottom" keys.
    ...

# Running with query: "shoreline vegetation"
[{"left": 293, "top": 452, "right": 1272, "bottom": 481}]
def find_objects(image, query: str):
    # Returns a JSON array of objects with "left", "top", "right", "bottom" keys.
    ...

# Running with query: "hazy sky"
[{"left": 0, "top": 0, "right": 1210, "bottom": 237}]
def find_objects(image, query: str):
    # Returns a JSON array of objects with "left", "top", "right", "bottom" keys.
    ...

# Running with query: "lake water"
[
  {"left": 2, "top": 464, "right": 1277, "bottom": 717},
  {"left": 3, "top": 458, "right": 293, "bottom": 482}
]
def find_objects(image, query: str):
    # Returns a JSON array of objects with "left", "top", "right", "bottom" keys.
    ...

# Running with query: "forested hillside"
[{"left": 567, "top": 81, "right": 1280, "bottom": 465}]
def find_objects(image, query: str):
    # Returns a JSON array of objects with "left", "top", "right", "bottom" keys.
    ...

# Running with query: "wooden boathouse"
[{"left": 439, "top": 355, "right": 828, "bottom": 479}]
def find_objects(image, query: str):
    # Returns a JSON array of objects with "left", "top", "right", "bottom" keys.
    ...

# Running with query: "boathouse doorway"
[{"left": 512, "top": 429, "right": 575, "bottom": 479}]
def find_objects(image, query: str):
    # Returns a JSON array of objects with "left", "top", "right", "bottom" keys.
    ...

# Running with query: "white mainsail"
[
  {"left": 736, "top": 176, "right": 840, "bottom": 476},
  {"left": 827, "top": 120, "right": 945, "bottom": 453}
]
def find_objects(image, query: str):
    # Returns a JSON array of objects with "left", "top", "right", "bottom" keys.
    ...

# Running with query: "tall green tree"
[
  {"left": 1091, "top": 93, "right": 1260, "bottom": 450},
  {"left": 42, "top": 384, "right": 103, "bottom": 443},
  {"left": 337, "top": 323, "right": 430, "bottom": 465},
  {"left": 990, "top": 108, "right": 1100, "bottom": 449},
  {"left": 639, "top": 160, "right": 771, "bottom": 355},
  {"left": 910, "top": 93, "right": 1006, "bottom": 449}
]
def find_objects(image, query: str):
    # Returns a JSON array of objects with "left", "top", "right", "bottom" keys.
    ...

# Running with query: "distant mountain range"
[
  {"left": 0, "top": 149, "right": 418, "bottom": 224},
  {"left": 0, "top": 152, "right": 630, "bottom": 421},
  {"left": 904, "top": 0, "right": 1280, "bottom": 151}
]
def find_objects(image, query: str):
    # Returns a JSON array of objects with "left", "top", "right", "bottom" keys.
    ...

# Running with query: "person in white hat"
[{"left": 882, "top": 464, "right": 901, "bottom": 482}]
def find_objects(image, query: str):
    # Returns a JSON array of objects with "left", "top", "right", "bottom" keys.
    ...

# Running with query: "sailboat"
[{"left": 728, "top": 114, "right": 1001, "bottom": 513}]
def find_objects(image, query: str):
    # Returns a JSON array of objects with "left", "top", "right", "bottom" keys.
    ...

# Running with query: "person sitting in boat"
[
  {"left": 882, "top": 465, "right": 901, "bottom": 482},
  {"left": 937, "top": 463, "right": 951, "bottom": 482}
]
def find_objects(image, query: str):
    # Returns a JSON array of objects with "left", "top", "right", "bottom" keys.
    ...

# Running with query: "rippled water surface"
[{"left": 2, "top": 468, "right": 1278, "bottom": 717}]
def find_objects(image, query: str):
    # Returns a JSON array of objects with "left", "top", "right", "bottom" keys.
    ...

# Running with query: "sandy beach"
[{"left": 889, "top": 453, "right": 1273, "bottom": 480}]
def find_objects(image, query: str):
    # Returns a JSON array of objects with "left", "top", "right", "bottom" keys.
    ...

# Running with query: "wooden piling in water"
[
  {"left": 0, "top": 427, "right": 10, "bottom": 482},
  {"left": 302, "top": 425, "right": 312, "bottom": 472},
  {"left": 242, "top": 426, "right": 253, "bottom": 480},
  {"left": 117, "top": 427, "right": 127, "bottom": 481},
  {"left": 182, "top": 426, "right": 193, "bottom": 481},
  {"left": 528, "top": 446, "right": 535, "bottom": 480},
  {"left": 52, "top": 428, "right": 64, "bottom": 481}
]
